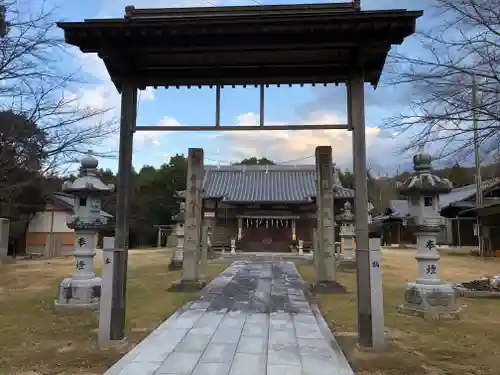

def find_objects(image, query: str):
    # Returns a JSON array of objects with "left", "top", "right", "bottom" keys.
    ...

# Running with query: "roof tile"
[{"left": 181, "top": 165, "right": 354, "bottom": 202}]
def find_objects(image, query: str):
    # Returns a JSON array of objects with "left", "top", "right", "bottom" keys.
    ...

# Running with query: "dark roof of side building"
[
  {"left": 52, "top": 192, "right": 113, "bottom": 218},
  {"left": 177, "top": 165, "right": 354, "bottom": 203},
  {"left": 373, "top": 178, "right": 500, "bottom": 222}
]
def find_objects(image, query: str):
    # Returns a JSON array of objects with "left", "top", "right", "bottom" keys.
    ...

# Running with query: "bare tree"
[
  {"left": 382, "top": 0, "right": 499, "bottom": 163},
  {"left": 0, "top": 0, "right": 117, "bottom": 182}
]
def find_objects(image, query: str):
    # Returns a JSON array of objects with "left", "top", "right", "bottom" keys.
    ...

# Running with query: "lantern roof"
[
  {"left": 397, "top": 150, "right": 452, "bottom": 195},
  {"left": 62, "top": 150, "right": 115, "bottom": 195}
]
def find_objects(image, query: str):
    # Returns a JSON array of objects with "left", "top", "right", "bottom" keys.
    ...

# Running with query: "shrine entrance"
[
  {"left": 57, "top": 1, "right": 421, "bottom": 349},
  {"left": 240, "top": 216, "right": 297, "bottom": 252}
]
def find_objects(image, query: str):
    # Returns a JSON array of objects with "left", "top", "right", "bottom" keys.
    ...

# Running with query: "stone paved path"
[{"left": 105, "top": 261, "right": 354, "bottom": 375}]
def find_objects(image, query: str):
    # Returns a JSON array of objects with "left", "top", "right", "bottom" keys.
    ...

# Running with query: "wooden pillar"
[
  {"left": 349, "top": 65, "right": 381, "bottom": 350},
  {"left": 397, "top": 223, "right": 401, "bottom": 245},
  {"left": 110, "top": 82, "right": 137, "bottom": 341},
  {"left": 457, "top": 219, "right": 461, "bottom": 247}
]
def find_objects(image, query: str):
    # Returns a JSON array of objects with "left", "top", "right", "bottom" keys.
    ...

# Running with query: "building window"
[
  {"left": 424, "top": 197, "right": 433, "bottom": 207},
  {"left": 79, "top": 197, "right": 87, "bottom": 207}
]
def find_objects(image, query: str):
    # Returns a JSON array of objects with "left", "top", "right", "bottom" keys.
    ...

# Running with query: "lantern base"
[
  {"left": 397, "top": 282, "right": 465, "bottom": 320},
  {"left": 169, "top": 247, "right": 184, "bottom": 270},
  {"left": 54, "top": 276, "right": 102, "bottom": 310}
]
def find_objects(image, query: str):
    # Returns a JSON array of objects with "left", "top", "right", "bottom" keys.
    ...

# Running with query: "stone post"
[
  {"left": 397, "top": 150, "right": 463, "bottom": 319},
  {"left": 99, "top": 236, "right": 119, "bottom": 347},
  {"left": 368, "top": 236, "right": 385, "bottom": 351},
  {"left": 170, "top": 148, "right": 205, "bottom": 291},
  {"left": 312, "top": 146, "right": 345, "bottom": 292},
  {"left": 0, "top": 218, "right": 10, "bottom": 263},
  {"left": 230, "top": 238, "right": 236, "bottom": 254},
  {"left": 298, "top": 240, "right": 304, "bottom": 255},
  {"left": 55, "top": 151, "right": 114, "bottom": 310}
]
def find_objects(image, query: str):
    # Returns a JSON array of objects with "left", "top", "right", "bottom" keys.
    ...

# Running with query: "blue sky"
[{"left": 48, "top": 0, "right": 436, "bottom": 175}]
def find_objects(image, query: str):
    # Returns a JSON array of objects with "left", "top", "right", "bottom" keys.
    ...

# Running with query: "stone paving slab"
[{"left": 103, "top": 261, "right": 354, "bottom": 375}]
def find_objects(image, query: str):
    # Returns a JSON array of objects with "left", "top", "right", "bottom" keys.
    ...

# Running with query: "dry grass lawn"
[
  {"left": 299, "top": 248, "right": 500, "bottom": 375},
  {"left": 0, "top": 249, "right": 228, "bottom": 375}
]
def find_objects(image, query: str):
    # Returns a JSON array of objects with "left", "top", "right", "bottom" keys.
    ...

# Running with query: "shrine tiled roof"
[{"left": 178, "top": 165, "right": 354, "bottom": 203}]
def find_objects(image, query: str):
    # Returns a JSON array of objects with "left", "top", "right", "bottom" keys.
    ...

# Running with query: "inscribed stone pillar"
[
  {"left": 0, "top": 218, "right": 9, "bottom": 262},
  {"left": 170, "top": 148, "right": 205, "bottom": 291},
  {"left": 312, "top": 146, "right": 345, "bottom": 292},
  {"left": 182, "top": 148, "right": 204, "bottom": 283}
]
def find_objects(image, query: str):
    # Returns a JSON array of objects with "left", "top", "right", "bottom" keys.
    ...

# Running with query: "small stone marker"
[
  {"left": 99, "top": 236, "right": 118, "bottom": 347},
  {"left": 298, "top": 239, "right": 304, "bottom": 255},
  {"left": 368, "top": 237, "right": 385, "bottom": 351}
]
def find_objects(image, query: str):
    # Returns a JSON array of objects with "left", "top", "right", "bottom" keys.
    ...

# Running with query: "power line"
[{"left": 276, "top": 155, "right": 315, "bottom": 165}]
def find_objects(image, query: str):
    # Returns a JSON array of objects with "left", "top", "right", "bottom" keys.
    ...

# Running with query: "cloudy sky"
[{"left": 51, "top": 0, "right": 435, "bottom": 175}]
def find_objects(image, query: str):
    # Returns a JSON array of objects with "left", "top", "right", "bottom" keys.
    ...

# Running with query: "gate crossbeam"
[{"left": 135, "top": 124, "right": 349, "bottom": 132}]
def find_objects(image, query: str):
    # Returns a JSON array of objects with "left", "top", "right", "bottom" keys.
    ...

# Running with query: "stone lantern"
[
  {"left": 396, "top": 150, "right": 463, "bottom": 319},
  {"left": 55, "top": 150, "right": 114, "bottom": 309},
  {"left": 169, "top": 202, "right": 185, "bottom": 270},
  {"left": 337, "top": 201, "right": 356, "bottom": 263}
]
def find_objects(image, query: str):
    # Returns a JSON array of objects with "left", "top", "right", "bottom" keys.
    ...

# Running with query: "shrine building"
[{"left": 177, "top": 164, "right": 354, "bottom": 252}]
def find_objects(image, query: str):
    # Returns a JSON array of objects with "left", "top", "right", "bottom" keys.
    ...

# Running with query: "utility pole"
[{"left": 472, "top": 74, "right": 483, "bottom": 256}]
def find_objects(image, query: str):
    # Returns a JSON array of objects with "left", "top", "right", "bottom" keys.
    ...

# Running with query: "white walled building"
[{"left": 26, "top": 192, "right": 112, "bottom": 256}]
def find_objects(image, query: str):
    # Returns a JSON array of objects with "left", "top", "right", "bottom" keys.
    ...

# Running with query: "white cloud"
[
  {"left": 216, "top": 111, "right": 409, "bottom": 173},
  {"left": 134, "top": 116, "right": 183, "bottom": 147}
]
